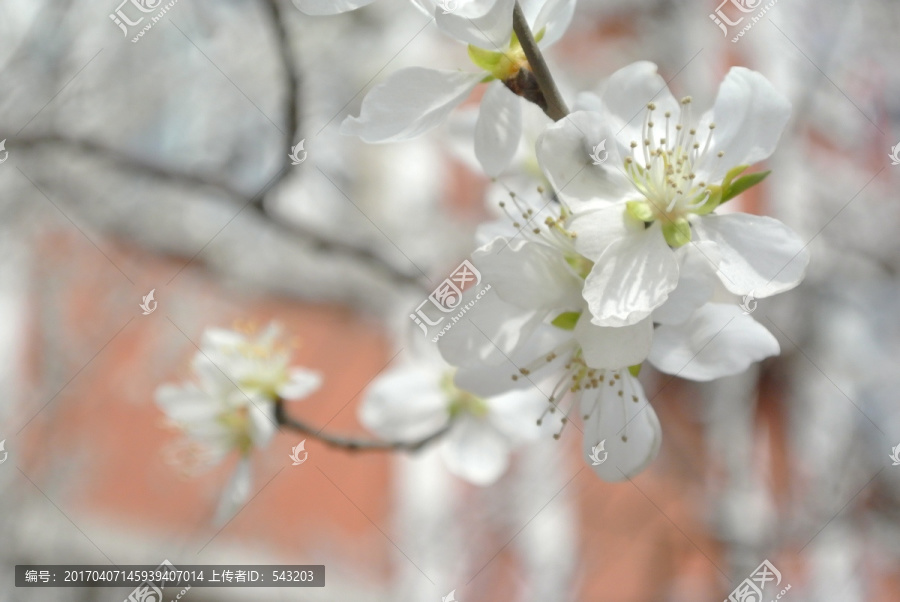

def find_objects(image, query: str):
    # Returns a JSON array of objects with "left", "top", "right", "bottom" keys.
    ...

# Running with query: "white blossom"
[
  {"left": 155, "top": 323, "right": 321, "bottom": 521},
  {"left": 537, "top": 62, "right": 809, "bottom": 327},
  {"left": 341, "top": 0, "right": 575, "bottom": 176},
  {"left": 360, "top": 359, "right": 547, "bottom": 485}
]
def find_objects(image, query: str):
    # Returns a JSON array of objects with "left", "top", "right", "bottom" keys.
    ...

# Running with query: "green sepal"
[
  {"left": 626, "top": 200, "right": 655, "bottom": 223},
  {"left": 721, "top": 170, "right": 770, "bottom": 204},
  {"left": 468, "top": 45, "right": 506, "bottom": 77},
  {"left": 692, "top": 186, "right": 721, "bottom": 215},
  {"left": 565, "top": 254, "right": 594, "bottom": 279},
  {"left": 628, "top": 364, "right": 642, "bottom": 377},
  {"left": 551, "top": 311, "right": 581, "bottom": 331},
  {"left": 662, "top": 217, "right": 692, "bottom": 247},
  {"left": 721, "top": 164, "right": 749, "bottom": 189}
]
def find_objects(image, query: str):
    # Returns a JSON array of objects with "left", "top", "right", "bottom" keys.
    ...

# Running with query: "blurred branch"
[
  {"left": 274, "top": 398, "right": 450, "bottom": 452},
  {"left": 261, "top": 0, "right": 302, "bottom": 183},
  {"left": 9, "top": 133, "right": 425, "bottom": 287},
  {"left": 512, "top": 0, "right": 568, "bottom": 121}
]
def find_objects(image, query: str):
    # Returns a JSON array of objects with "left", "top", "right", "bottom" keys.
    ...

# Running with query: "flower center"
[
  {"left": 512, "top": 340, "right": 641, "bottom": 442},
  {"left": 622, "top": 99, "right": 723, "bottom": 247}
]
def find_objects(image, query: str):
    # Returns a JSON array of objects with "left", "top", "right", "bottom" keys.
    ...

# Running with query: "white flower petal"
[
  {"left": 574, "top": 315, "right": 652, "bottom": 369},
  {"left": 440, "top": 415, "right": 511, "bottom": 485},
  {"left": 485, "top": 388, "right": 546, "bottom": 442},
  {"left": 156, "top": 384, "right": 222, "bottom": 424},
  {"left": 360, "top": 365, "right": 450, "bottom": 441},
  {"left": 452, "top": 323, "right": 570, "bottom": 398},
  {"left": 530, "top": 0, "right": 576, "bottom": 47},
  {"left": 408, "top": 0, "right": 436, "bottom": 15},
  {"left": 436, "top": 284, "right": 544, "bottom": 366},
  {"left": 291, "top": 0, "right": 377, "bottom": 14},
  {"left": 477, "top": 236, "right": 582, "bottom": 311},
  {"left": 582, "top": 375, "right": 661, "bottom": 481},
  {"left": 570, "top": 202, "right": 637, "bottom": 261},
  {"left": 583, "top": 221, "right": 680, "bottom": 327},
  {"left": 215, "top": 457, "right": 253, "bottom": 525},
  {"left": 694, "top": 213, "right": 808, "bottom": 297},
  {"left": 201, "top": 328, "right": 245, "bottom": 351},
  {"left": 341, "top": 68, "right": 482, "bottom": 142},
  {"left": 694, "top": 67, "right": 792, "bottom": 183},
  {"left": 536, "top": 111, "right": 631, "bottom": 206},
  {"left": 475, "top": 81, "right": 522, "bottom": 177},
  {"left": 191, "top": 354, "right": 238, "bottom": 398},
  {"left": 278, "top": 368, "right": 322, "bottom": 400},
  {"left": 649, "top": 303, "right": 779, "bottom": 381},
  {"left": 599, "top": 62, "right": 680, "bottom": 150},
  {"left": 652, "top": 241, "right": 720, "bottom": 325},
  {"left": 248, "top": 399, "right": 278, "bottom": 448},
  {"left": 436, "top": 0, "right": 515, "bottom": 49}
]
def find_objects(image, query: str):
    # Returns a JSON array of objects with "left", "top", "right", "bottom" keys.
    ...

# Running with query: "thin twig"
[
  {"left": 511, "top": 1, "right": 569, "bottom": 121},
  {"left": 261, "top": 0, "right": 303, "bottom": 178},
  {"left": 274, "top": 399, "right": 450, "bottom": 452}
]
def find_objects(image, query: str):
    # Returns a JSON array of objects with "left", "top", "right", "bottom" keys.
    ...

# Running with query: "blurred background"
[{"left": 1, "top": 0, "right": 899, "bottom": 600}]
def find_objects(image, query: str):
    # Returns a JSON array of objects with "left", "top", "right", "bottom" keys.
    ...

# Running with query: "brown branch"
[
  {"left": 512, "top": 0, "right": 569, "bottom": 121},
  {"left": 274, "top": 398, "right": 450, "bottom": 452},
  {"left": 261, "top": 0, "right": 303, "bottom": 180},
  {"left": 8, "top": 133, "right": 426, "bottom": 287}
]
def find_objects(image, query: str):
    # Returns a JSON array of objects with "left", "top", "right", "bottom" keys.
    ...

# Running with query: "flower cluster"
[
  {"left": 427, "top": 61, "right": 808, "bottom": 480},
  {"left": 157, "top": 0, "right": 810, "bottom": 492},
  {"left": 156, "top": 323, "right": 320, "bottom": 520}
]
